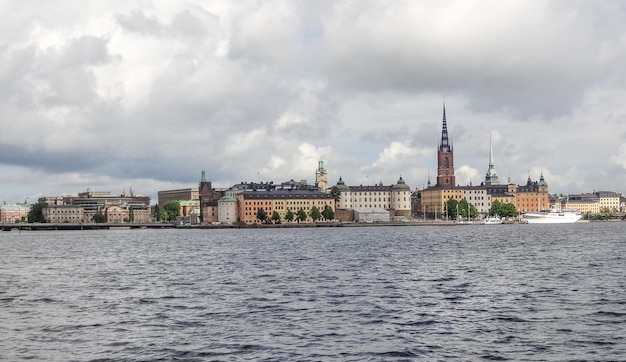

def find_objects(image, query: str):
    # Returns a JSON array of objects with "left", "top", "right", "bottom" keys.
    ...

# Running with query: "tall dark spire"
[{"left": 439, "top": 100, "right": 451, "bottom": 152}]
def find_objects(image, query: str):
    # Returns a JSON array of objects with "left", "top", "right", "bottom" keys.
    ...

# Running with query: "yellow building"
[
  {"left": 595, "top": 191, "right": 620, "bottom": 212},
  {"left": 565, "top": 199, "right": 600, "bottom": 214},
  {"left": 419, "top": 186, "right": 464, "bottom": 217}
]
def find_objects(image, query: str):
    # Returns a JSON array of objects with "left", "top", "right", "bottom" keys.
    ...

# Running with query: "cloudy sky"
[{"left": 1, "top": 0, "right": 626, "bottom": 204}]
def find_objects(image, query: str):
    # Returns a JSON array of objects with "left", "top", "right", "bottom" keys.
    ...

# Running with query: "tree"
[
  {"left": 256, "top": 208, "right": 268, "bottom": 223},
  {"left": 285, "top": 209, "right": 295, "bottom": 223},
  {"left": 163, "top": 200, "right": 181, "bottom": 222},
  {"left": 296, "top": 209, "right": 307, "bottom": 223},
  {"left": 271, "top": 210, "right": 281, "bottom": 224},
  {"left": 322, "top": 204, "right": 335, "bottom": 221},
  {"left": 330, "top": 186, "right": 341, "bottom": 204},
  {"left": 491, "top": 200, "right": 518, "bottom": 218},
  {"left": 27, "top": 202, "right": 46, "bottom": 223},
  {"left": 309, "top": 205, "right": 321, "bottom": 222},
  {"left": 93, "top": 211, "right": 106, "bottom": 223},
  {"left": 458, "top": 199, "right": 479, "bottom": 219},
  {"left": 445, "top": 198, "right": 460, "bottom": 220},
  {"left": 128, "top": 207, "right": 135, "bottom": 223},
  {"left": 153, "top": 204, "right": 161, "bottom": 222}
]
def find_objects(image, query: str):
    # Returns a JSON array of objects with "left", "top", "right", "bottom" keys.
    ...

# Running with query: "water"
[{"left": 1, "top": 223, "right": 624, "bottom": 361}]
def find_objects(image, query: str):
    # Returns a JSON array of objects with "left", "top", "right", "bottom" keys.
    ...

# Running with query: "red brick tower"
[{"left": 436, "top": 102, "right": 455, "bottom": 187}]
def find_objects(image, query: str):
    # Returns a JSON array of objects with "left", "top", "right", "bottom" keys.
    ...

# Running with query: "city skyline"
[{"left": 1, "top": 1, "right": 626, "bottom": 203}]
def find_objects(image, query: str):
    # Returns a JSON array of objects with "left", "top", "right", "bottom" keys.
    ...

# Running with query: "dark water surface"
[{"left": 1, "top": 223, "right": 625, "bottom": 361}]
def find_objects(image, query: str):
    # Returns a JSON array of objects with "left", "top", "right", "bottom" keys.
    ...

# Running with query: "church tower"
[
  {"left": 484, "top": 134, "right": 499, "bottom": 185},
  {"left": 436, "top": 102, "right": 455, "bottom": 187},
  {"left": 315, "top": 160, "right": 328, "bottom": 191}
]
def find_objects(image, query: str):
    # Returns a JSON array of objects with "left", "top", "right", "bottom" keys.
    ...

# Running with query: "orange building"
[
  {"left": 515, "top": 174, "right": 549, "bottom": 213},
  {"left": 237, "top": 190, "right": 335, "bottom": 224}
]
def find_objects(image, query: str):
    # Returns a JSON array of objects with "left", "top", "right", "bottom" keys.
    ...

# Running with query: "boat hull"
[{"left": 523, "top": 213, "right": 582, "bottom": 224}]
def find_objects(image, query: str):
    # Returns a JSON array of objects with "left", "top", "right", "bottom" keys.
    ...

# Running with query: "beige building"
[
  {"left": 43, "top": 205, "right": 85, "bottom": 223},
  {"left": 595, "top": 191, "right": 620, "bottom": 212},
  {"left": 565, "top": 198, "right": 600, "bottom": 214},
  {"left": 41, "top": 188, "right": 152, "bottom": 223},
  {"left": 334, "top": 176, "right": 413, "bottom": 219},
  {"left": 0, "top": 203, "right": 30, "bottom": 223}
]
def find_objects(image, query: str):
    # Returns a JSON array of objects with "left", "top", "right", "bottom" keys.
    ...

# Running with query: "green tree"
[
  {"left": 256, "top": 208, "right": 268, "bottom": 223},
  {"left": 330, "top": 186, "right": 341, "bottom": 204},
  {"left": 128, "top": 207, "right": 134, "bottom": 223},
  {"left": 163, "top": 200, "right": 181, "bottom": 222},
  {"left": 296, "top": 208, "right": 307, "bottom": 223},
  {"left": 93, "top": 211, "right": 106, "bottom": 223},
  {"left": 271, "top": 210, "right": 281, "bottom": 224},
  {"left": 491, "top": 200, "right": 519, "bottom": 218},
  {"left": 285, "top": 209, "right": 294, "bottom": 223},
  {"left": 445, "top": 198, "right": 459, "bottom": 220},
  {"left": 322, "top": 204, "right": 335, "bottom": 221},
  {"left": 153, "top": 204, "right": 161, "bottom": 221},
  {"left": 458, "top": 199, "right": 479, "bottom": 220},
  {"left": 27, "top": 202, "right": 46, "bottom": 223},
  {"left": 309, "top": 205, "right": 321, "bottom": 222}
]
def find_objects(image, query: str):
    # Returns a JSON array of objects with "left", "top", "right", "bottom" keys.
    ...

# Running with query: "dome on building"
[
  {"left": 392, "top": 176, "right": 411, "bottom": 191},
  {"left": 538, "top": 173, "right": 548, "bottom": 187},
  {"left": 218, "top": 195, "right": 238, "bottom": 203},
  {"left": 335, "top": 177, "right": 350, "bottom": 191}
]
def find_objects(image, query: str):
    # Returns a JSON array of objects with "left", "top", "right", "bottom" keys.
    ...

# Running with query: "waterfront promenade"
[{"left": 0, "top": 219, "right": 532, "bottom": 231}]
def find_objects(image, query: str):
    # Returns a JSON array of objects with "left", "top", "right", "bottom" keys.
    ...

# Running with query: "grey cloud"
[{"left": 319, "top": 1, "right": 625, "bottom": 119}]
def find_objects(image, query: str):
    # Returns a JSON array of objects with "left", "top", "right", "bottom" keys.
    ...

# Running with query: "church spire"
[
  {"left": 484, "top": 134, "right": 499, "bottom": 185},
  {"left": 436, "top": 100, "right": 455, "bottom": 187},
  {"left": 439, "top": 100, "right": 451, "bottom": 152}
]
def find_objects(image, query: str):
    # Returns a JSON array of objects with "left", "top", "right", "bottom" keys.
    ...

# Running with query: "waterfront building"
[
  {"left": 594, "top": 191, "right": 621, "bottom": 212},
  {"left": 198, "top": 171, "right": 222, "bottom": 223},
  {"left": 42, "top": 205, "right": 85, "bottom": 223},
  {"left": 333, "top": 176, "right": 412, "bottom": 220},
  {"left": 416, "top": 104, "right": 549, "bottom": 217},
  {"left": 0, "top": 203, "right": 30, "bottom": 223},
  {"left": 41, "top": 187, "right": 152, "bottom": 223},
  {"left": 516, "top": 174, "right": 549, "bottom": 213},
  {"left": 236, "top": 189, "right": 335, "bottom": 224},
  {"left": 217, "top": 196, "right": 238, "bottom": 224},
  {"left": 564, "top": 193, "right": 600, "bottom": 214},
  {"left": 461, "top": 187, "right": 491, "bottom": 215}
]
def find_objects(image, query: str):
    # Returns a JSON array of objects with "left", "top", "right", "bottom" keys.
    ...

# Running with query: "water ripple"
[{"left": 1, "top": 224, "right": 625, "bottom": 360}]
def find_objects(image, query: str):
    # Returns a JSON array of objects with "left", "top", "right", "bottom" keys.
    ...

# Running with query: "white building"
[
  {"left": 462, "top": 187, "right": 492, "bottom": 215},
  {"left": 334, "top": 176, "right": 412, "bottom": 219},
  {"left": 218, "top": 196, "right": 238, "bottom": 223}
]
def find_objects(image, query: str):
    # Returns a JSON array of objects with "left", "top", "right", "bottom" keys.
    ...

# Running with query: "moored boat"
[
  {"left": 480, "top": 216, "right": 503, "bottom": 225},
  {"left": 523, "top": 205, "right": 582, "bottom": 224}
]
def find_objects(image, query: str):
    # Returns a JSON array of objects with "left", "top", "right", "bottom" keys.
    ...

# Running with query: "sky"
[{"left": 1, "top": 0, "right": 626, "bottom": 204}]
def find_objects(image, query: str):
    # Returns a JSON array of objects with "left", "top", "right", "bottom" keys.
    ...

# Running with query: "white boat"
[
  {"left": 480, "top": 216, "right": 503, "bottom": 225},
  {"left": 523, "top": 205, "right": 582, "bottom": 224}
]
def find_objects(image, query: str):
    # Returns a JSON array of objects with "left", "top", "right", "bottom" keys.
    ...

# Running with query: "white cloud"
[{"left": 1, "top": 1, "right": 626, "bottom": 203}]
